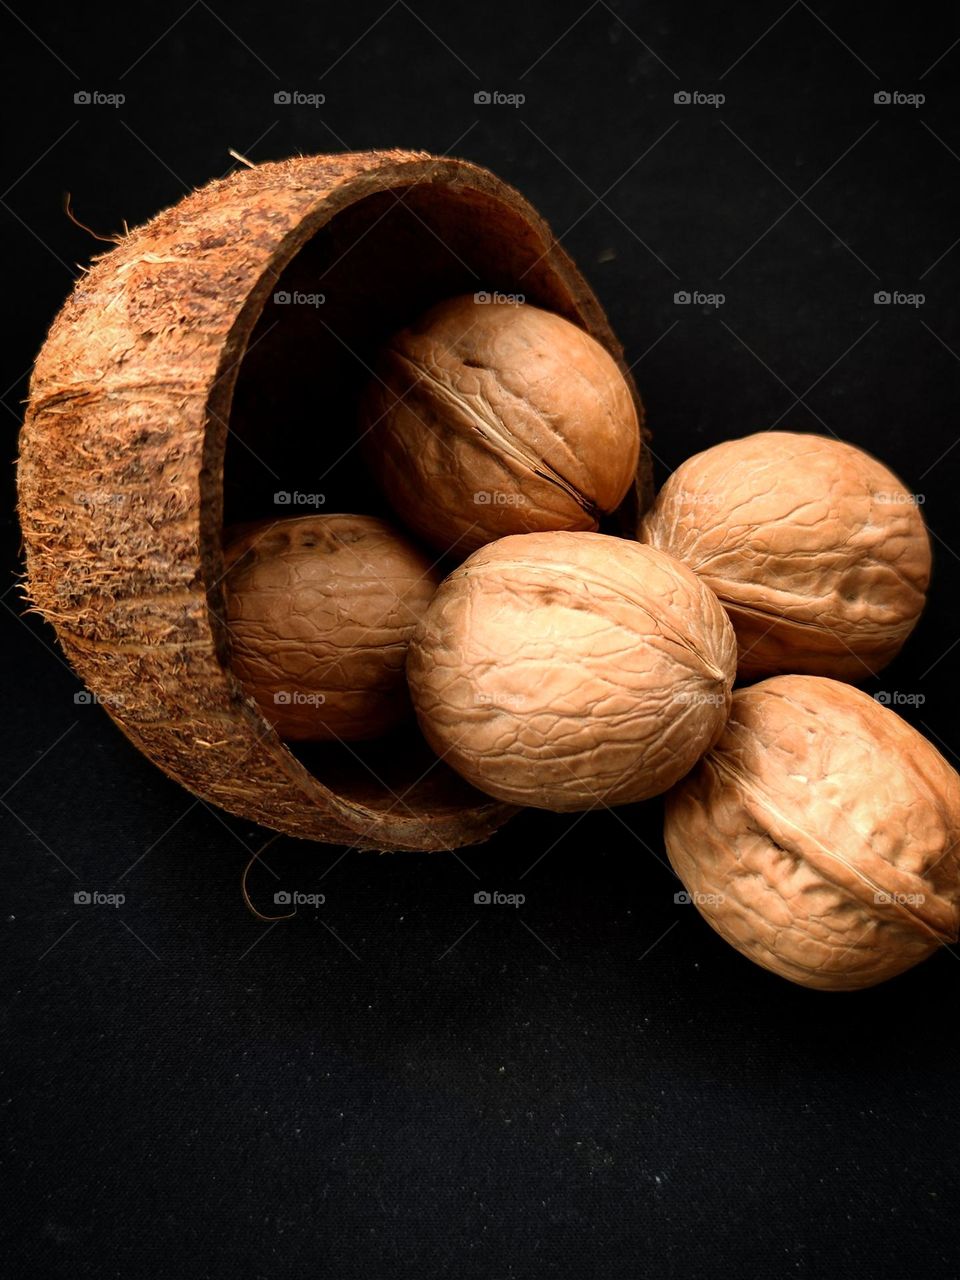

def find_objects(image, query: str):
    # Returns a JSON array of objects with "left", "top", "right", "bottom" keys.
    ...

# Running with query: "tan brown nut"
[
  {"left": 640, "top": 431, "right": 931, "bottom": 681},
  {"left": 359, "top": 294, "right": 641, "bottom": 555},
  {"left": 665, "top": 675, "right": 960, "bottom": 991},
  {"left": 406, "top": 531, "right": 737, "bottom": 811},
  {"left": 222, "top": 514, "right": 440, "bottom": 741}
]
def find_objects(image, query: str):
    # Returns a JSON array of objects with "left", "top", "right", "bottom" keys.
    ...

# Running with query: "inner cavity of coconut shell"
[{"left": 214, "top": 180, "right": 640, "bottom": 811}]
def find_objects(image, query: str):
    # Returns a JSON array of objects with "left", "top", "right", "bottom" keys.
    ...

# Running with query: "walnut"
[
  {"left": 665, "top": 675, "right": 960, "bottom": 990},
  {"left": 406, "top": 531, "right": 736, "bottom": 811},
  {"left": 640, "top": 431, "right": 931, "bottom": 681},
  {"left": 360, "top": 295, "right": 641, "bottom": 555},
  {"left": 222, "top": 514, "right": 439, "bottom": 741}
]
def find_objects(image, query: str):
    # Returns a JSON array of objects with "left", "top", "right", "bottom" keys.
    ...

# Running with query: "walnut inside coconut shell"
[
  {"left": 360, "top": 295, "right": 640, "bottom": 555},
  {"left": 222, "top": 515, "right": 439, "bottom": 742}
]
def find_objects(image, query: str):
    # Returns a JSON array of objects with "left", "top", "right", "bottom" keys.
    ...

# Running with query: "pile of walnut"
[{"left": 222, "top": 295, "right": 958, "bottom": 992}]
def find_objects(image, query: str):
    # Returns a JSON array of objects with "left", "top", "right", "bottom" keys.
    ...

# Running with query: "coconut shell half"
[{"left": 17, "top": 150, "right": 650, "bottom": 851}]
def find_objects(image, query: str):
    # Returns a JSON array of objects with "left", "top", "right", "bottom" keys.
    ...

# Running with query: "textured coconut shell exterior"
[{"left": 17, "top": 150, "right": 650, "bottom": 851}]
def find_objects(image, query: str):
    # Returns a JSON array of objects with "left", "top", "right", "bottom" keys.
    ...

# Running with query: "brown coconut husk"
[{"left": 17, "top": 150, "right": 650, "bottom": 851}]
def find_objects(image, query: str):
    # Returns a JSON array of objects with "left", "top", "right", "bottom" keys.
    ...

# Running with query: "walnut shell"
[
  {"left": 665, "top": 675, "right": 960, "bottom": 990},
  {"left": 222, "top": 515, "right": 439, "bottom": 742},
  {"left": 360, "top": 295, "right": 641, "bottom": 554},
  {"left": 641, "top": 431, "right": 931, "bottom": 681},
  {"left": 407, "top": 532, "right": 737, "bottom": 811}
]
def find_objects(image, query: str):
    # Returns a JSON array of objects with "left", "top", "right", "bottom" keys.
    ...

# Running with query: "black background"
[{"left": 4, "top": 3, "right": 960, "bottom": 1277}]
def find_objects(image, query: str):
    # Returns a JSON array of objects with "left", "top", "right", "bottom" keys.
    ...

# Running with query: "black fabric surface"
[{"left": 3, "top": 2, "right": 960, "bottom": 1276}]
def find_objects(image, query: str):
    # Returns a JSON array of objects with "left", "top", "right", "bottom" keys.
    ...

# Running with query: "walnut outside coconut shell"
[
  {"left": 361, "top": 295, "right": 641, "bottom": 554},
  {"left": 665, "top": 675, "right": 960, "bottom": 990},
  {"left": 222, "top": 515, "right": 439, "bottom": 742},
  {"left": 407, "top": 532, "right": 737, "bottom": 812},
  {"left": 17, "top": 150, "right": 649, "bottom": 851},
  {"left": 641, "top": 431, "right": 931, "bottom": 681}
]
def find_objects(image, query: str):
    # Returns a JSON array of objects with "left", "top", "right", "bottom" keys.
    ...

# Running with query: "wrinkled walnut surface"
[
  {"left": 361, "top": 295, "right": 640, "bottom": 555},
  {"left": 665, "top": 675, "right": 960, "bottom": 990},
  {"left": 407, "top": 531, "right": 737, "bottom": 811},
  {"left": 223, "top": 514, "right": 439, "bottom": 741},
  {"left": 641, "top": 431, "right": 931, "bottom": 681}
]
